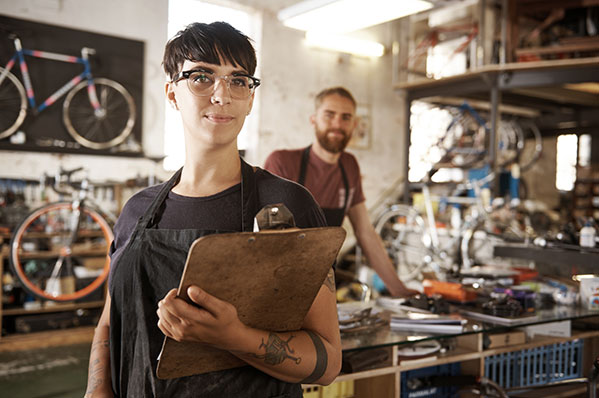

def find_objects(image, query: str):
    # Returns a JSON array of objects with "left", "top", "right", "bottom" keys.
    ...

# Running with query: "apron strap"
[
  {"left": 298, "top": 145, "right": 311, "bottom": 186},
  {"left": 125, "top": 168, "right": 182, "bottom": 243},
  {"left": 298, "top": 145, "right": 350, "bottom": 211},
  {"left": 241, "top": 157, "right": 259, "bottom": 232},
  {"left": 338, "top": 161, "right": 350, "bottom": 211},
  {"left": 142, "top": 168, "right": 182, "bottom": 228}
]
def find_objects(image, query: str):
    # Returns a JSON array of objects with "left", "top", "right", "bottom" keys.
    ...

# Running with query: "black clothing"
[
  {"left": 108, "top": 160, "right": 326, "bottom": 397},
  {"left": 298, "top": 146, "right": 348, "bottom": 227}
]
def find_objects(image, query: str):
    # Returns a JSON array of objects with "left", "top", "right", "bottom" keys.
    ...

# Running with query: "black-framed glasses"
[{"left": 172, "top": 69, "right": 261, "bottom": 99}]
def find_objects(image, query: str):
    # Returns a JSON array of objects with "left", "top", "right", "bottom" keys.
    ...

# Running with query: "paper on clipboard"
[{"left": 156, "top": 226, "right": 346, "bottom": 379}]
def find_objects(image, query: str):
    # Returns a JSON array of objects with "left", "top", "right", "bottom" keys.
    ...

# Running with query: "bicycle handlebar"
[{"left": 41, "top": 167, "right": 89, "bottom": 196}]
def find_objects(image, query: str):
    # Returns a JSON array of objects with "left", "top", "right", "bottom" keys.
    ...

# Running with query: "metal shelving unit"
[{"left": 395, "top": 57, "right": 599, "bottom": 202}]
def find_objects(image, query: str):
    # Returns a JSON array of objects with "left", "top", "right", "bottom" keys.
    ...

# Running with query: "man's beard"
[{"left": 316, "top": 128, "right": 351, "bottom": 154}]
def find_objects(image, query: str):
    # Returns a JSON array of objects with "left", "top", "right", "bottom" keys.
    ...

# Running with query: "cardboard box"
[
  {"left": 484, "top": 331, "right": 526, "bottom": 349},
  {"left": 522, "top": 320, "right": 571, "bottom": 339}
]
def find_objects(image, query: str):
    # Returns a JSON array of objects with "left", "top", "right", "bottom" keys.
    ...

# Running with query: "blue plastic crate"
[
  {"left": 401, "top": 363, "right": 461, "bottom": 398},
  {"left": 485, "top": 339, "right": 583, "bottom": 388}
]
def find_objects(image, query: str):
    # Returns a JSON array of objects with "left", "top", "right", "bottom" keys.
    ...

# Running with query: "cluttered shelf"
[
  {"left": 333, "top": 298, "right": 599, "bottom": 398},
  {"left": 494, "top": 243, "right": 599, "bottom": 268},
  {"left": 340, "top": 302, "right": 599, "bottom": 353}
]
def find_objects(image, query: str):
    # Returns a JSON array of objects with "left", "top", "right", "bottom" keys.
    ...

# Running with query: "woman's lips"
[{"left": 205, "top": 114, "right": 234, "bottom": 123}]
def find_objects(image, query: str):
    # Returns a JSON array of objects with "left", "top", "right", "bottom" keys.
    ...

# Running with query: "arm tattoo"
[
  {"left": 85, "top": 359, "right": 105, "bottom": 395},
  {"left": 323, "top": 268, "right": 335, "bottom": 293},
  {"left": 85, "top": 339, "right": 109, "bottom": 395},
  {"left": 90, "top": 339, "right": 109, "bottom": 354},
  {"left": 254, "top": 333, "right": 302, "bottom": 365},
  {"left": 300, "top": 330, "right": 328, "bottom": 384}
]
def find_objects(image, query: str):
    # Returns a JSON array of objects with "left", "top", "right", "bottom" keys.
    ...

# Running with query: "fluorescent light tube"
[
  {"left": 279, "top": 0, "right": 433, "bottom": 33},
  {"left": 305, "top": 31, "right": 385, "bottom": 57}
]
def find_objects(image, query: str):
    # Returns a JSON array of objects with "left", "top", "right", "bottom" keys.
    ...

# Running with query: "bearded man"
[{"left": 264, "top": 87, "right": 416, "bottom": 297}]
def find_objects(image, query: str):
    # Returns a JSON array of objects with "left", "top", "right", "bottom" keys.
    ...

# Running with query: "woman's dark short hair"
[{"left": 163, "top": 22, "right": 257, "bottom": 81}]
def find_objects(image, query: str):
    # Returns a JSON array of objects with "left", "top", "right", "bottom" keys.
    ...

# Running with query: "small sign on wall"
[{"left": 349, "top": 104, "right": 371, "bottom": 149}]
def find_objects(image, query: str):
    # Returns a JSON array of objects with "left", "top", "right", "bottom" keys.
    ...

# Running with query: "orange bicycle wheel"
[{"left": 9, "top": 201, "right": 113, "bottom": 302}]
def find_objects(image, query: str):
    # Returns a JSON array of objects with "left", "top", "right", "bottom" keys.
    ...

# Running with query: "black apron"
[
  {"left": 108, "top": 159, "right": 302, "bottom": 398},
  {"left": 298, "top": 146, "right": 349, "bottom": 227}
]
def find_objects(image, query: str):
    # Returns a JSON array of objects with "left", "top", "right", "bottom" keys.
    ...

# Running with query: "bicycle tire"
[
  {"left": 9, "top": 201, "right": 114, "bottom": 302},
  {"left": 516, "top": 119, "right": 543, "bottom": 172},
  {"left": 374, "top": 205, "right": 429, "bottom": 282},
  {"left": 63, "top": 77, "right": 136, "bottom": 150},
  {"left": 0, "top": 67, "right": 27, "bottom": 140},
  {"left": 442, "top": 112, "right": 487, "bottom": 168}
]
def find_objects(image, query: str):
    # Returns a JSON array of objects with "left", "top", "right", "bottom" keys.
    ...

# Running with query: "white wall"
[
  {"left": 0, "top": 0, "right": 407, "bottom": 213},
  {"left": 252, "top": 11, "right": 407, "bottom": 211}
]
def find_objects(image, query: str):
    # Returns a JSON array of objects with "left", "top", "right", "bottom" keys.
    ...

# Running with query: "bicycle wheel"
[
  {"left": 9, "top": 201, "right": 114, "bottom": 302},
  {"left": 63, "top": 77, "right": 136, "bottom": 150},
  {"left": 516, "top": 119, "right": 543, "bottom": 172},
  {"left": 0, "top": 67, "right": 27, "bottom": 140},
  {"left": 374, "top": 205, "right": 429, "bottom": 282}
]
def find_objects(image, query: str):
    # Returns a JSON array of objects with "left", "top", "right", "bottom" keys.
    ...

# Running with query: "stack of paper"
[{"left": 390, "top": 312, "right": 466, "bottom": 334}]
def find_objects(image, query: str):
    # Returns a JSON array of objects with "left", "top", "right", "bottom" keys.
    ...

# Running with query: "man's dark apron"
[
  {"left": 108, "top": 159, "right": 301, "bottom": 398},
  {"left": 298, "top": 145, "right": 349, "bottom": 227}
]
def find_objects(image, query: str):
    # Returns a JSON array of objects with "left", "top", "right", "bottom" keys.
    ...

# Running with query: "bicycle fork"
[{"left": 45, "top": 183, "right": 88, "bottom": 298}]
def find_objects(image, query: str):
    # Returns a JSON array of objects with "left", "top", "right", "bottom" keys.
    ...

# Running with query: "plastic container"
[
  {"left": 579, "top": 276, "right": 599, "bottom": 310},
  {"left": 485, "top": 340, "right": 584, "bottom": 388},
  {"left": 580, "top": 220, "right": 596, "bottom": 247}
]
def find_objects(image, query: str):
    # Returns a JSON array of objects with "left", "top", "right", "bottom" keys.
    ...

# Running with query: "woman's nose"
[{"left": 210, "top": 78, "right": 232, "bottom": 105}]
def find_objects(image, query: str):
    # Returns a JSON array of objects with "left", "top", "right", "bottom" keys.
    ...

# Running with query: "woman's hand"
[{"left": 156, "top": 286, "right": 246, "bottom": 351}]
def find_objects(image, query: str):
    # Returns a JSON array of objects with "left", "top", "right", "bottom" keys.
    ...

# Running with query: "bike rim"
[
  {"left": 63, "top": 78, "right": 136, "bottom": 150},
  {"left": 0, "top": 67, "right": 27, "bottom": 140},
  {"left": 10, "top": 202, "right": 113, "bottom": 302}
]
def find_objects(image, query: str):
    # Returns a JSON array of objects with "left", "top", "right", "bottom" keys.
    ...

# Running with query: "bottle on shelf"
[{"left": 579, "top": 219, "right": 596, "bottom": 248}]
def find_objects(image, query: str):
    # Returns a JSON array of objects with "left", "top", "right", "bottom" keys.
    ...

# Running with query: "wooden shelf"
[
  {"left": 16, "top": 247, "right": 108, "bottom": 259},
  {"left": 18, "top": 230, "right": 107, "bottom": 239},
  {"left": 3, "top": 300, "right": 104, "bottom": 316},
  {"left": 0, "top": 326, "right": 95, "bottom": 353}
]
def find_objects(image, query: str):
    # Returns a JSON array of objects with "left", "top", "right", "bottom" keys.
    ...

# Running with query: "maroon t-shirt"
[{"left": 264, "top": 148, "right": 365, "bottom": 214}]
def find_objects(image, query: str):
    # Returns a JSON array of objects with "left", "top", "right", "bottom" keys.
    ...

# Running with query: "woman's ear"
[
  {"left": 165, "top": 82, "right": 179, "bottom": 110},
  {"left": 246, "top": 93, "right": 255, "bottom": 116}
]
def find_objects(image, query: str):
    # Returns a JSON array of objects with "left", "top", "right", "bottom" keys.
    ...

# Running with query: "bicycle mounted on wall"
[{"left": 0, "top": 32, "right": 136, "bottom": 150}]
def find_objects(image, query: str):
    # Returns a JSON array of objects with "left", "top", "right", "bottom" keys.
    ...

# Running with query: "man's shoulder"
[
  {"left": 340, "top": 151, "right": 361, "bottom": 169},
  {"left": 266, "top": 147, "right": 304, "bottom": 162}
]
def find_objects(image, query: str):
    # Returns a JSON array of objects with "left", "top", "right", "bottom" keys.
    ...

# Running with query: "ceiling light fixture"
[
  {"left": 304, "top": 31, "right": 385, "bottom": 57},
  {"left": 278, "top": 0, "right": 433, "bottom": 34}
]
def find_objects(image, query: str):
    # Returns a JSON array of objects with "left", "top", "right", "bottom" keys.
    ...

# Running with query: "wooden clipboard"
[{"left": 156, "top": 226, "right": 346, "bottom": 379}]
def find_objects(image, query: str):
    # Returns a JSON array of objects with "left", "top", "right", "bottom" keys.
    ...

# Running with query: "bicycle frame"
[{"left": 0, "top": 35, "right": 102, "bottom": 114}]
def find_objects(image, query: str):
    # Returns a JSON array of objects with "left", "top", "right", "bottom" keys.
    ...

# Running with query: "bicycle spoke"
[
  {"left": 64, "top": 79, "right": 135, "bottom": 149},
  {"left": 10, "top": 202, "right": 113, "bottom": 301}
]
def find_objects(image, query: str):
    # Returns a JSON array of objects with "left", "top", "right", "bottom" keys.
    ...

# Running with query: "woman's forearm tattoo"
[
  {"left": 85, "top": 339, "right": 109, "bottom": 395},
  {"left": 255, "top": 333, "right": 302, "bottom": 365},
  {"left": 300, "top": 330, "right": 328, "bottom": 384}
]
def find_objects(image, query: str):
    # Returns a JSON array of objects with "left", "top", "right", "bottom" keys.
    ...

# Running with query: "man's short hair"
[
  {"left": 314, "top": 87, "right": 356, "bottom": 110},
  {"left": 163, "top": 22, "right": 257, "bottom": 81}
]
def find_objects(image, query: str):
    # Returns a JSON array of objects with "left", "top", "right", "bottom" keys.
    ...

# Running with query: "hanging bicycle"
[
  {"left": 0, "top": 32, "right": 136, "bottom": 149},
  {"left": 9, "top": 167, "right": 115, "bottom": 302}
]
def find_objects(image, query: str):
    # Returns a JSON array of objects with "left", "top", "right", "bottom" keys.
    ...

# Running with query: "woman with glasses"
[{"left": 84, "top": 22, "right": 342, "bottom": 398}]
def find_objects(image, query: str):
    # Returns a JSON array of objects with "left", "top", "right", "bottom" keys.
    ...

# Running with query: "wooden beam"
[
  {"left": 518, "top": 0, "right": 599, "bottom": 12},
  {"left": 510, "top": 87, "right": 599, "bottom": 107}
]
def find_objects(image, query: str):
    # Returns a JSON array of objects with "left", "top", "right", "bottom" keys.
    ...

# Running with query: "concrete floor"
[{"left": 0, "top": 343, "right": 90, "bottom": 398}]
